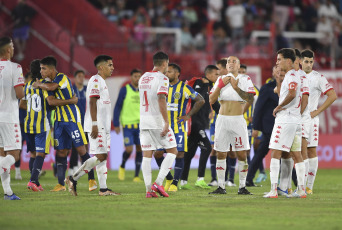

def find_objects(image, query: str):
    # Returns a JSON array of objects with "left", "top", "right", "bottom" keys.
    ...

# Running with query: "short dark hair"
[
  {"left": 301, "top": 49, "right": 314, "bottom": 59},
  {"left": 130, "top": 68, "right": 142, "bottom": 76},
  {"left": 153, "top": 51, "right": 169, "bottom": 67},
  {"left": 204, "top": 65, "right": 219, "bottom": 75},
  {"left": 240, "top": 64, "right": 247, "bottom": 70},
  {"left": 216, "top": 59, "right": 227, "bottom": 67},
  {"left": 74, "top": 70, "right": 85, "bottom": 77},
  {"left": 40, "top": 56, "right": 57, "bottom": 67},
  {"left": 293, "top": 48, "right": 301, "bottom": 59},
  {"left": 277, "top": 48, "right": 296, "bottom": 63},
  {"left": 94, "top": 55, "right": 112, "bottom": 67},
  {"left": 30, "top": 59, "right": 42, "bottom": 80},
  {"left": 168, "top": 63, "right": 181, "bottom": 74},
  {"left": 24, "top": 72, "right": 32, "bottom": 80},
  {"left": 0, "top": 36, "right": 12, "bottom": 54}
]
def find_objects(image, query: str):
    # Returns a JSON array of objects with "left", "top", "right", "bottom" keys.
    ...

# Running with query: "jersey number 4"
[{"left": 142, "top": 91, "right": 149, "bottom": 112}]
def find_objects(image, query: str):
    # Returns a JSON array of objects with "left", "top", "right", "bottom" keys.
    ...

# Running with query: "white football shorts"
[
  {"left": 269, "top": 123, "right": 302, "bottom": 152},
  {"left": 88, "top": 132, "right": 110, "bottom": 154},
  {"left": 140, "top": 128, "right": 177, "bottom": 151},
  {"left": 307, "top": 117, "right": 319, "bottom": 148},
  {"left": 0, "top": 122, "right": 22, "bottom": 151}
]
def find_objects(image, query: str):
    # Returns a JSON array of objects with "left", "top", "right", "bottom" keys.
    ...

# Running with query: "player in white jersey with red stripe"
[
  {"left": 277, "top": 48, "right": 310, "bottom": 196},
  {"left": 66, "top": 55, "right": 121, "bottom": 196},
  {"left": 0, "top": 37, "right": 25, "bottom": 200},
  {"left": 264, "top": 48, "right": 306, "bottom": 198},
  {"left": 209, "top": 56, "right": 256, "bottom": 195},
  {"left": 139, "top": 51, "right": 177, "bottom": 198},
  {"left": 301, "top": 49, "right": 337, "bottom": 194}
]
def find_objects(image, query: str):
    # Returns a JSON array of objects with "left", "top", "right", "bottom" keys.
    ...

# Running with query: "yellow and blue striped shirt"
[
  {"left": 49, "top": 73, "right": 80, "bottom": 123},
  {"left": 167, "top": 81, "right": 197, "bottom": 133},
  {"left": 24, "top": 79, "right": 50, "bottom": 134},
  {"left": 244, "top": 85, "right": 260, "bottom": 126}
]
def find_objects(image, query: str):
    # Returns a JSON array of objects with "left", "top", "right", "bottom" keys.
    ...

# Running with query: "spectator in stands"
[
  {"left": 316, "top": 15, "right": 333, "bottom": 54},
  {"left": 181, "top": 24, "right": 194, "bottom": 51},
  {"left": 183, "top": 5, "right": 198, "bottom": 25},
  {"left": 11, "top": 0, "right": 36, "bottom": 61},
  {"left": 318, "top": 0, "right": 339, "bottom": 21},
  {"left": 194, "top": 27, "right": 207, "bottom": 50},
  {"left": 225, "top": 0, "right": 246, "bottom": 51},
  {"left": 107, "top": 6, "right": 119, "bottom": 23},
  {"left": 274, "top": 0, "right": 292, "bottom": 31},
  {"left": 208, "top": 0, "right": 223, "bottom": 22}
]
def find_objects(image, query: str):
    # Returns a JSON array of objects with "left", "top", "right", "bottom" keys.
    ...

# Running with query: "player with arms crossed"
[
  {"left": 66, "top": 55, "right": 121, "bottom": 196},
  {"left": 264, "top": 48, "right": 306, "bottom": 198},
  {"left": 301, "top": 49, "right": 337, "bottom": 194},
  {"left": 139, "top": 51, "right": 178, "bottom": 198},
  {"left": 0, "top": 36, "right": 25, "bottom": 200},
  {"left": 209, "top": 56, "right": 255, "bottom": 195}
]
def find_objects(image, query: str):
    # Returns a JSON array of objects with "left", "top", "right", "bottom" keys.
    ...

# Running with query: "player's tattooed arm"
[{"left": 236, "top": 88, "right": 254, "bottom": 104}]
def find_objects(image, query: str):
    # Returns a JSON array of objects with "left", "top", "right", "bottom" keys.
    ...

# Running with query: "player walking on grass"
[
  {"left": 0, "top": 36, "right": 24, "bottom": 200},
  {"left": 154, "top": 63, "right": 205, "bottom": 192},
  {"left": 66, "top": 55, "right": 120, "bottom": 196},
  {"left": 33, "top": 56, "right": 96, "bottom": 193},
  {"left": 20, "top": 59, "right": 77, "bottom": 192},
  {"left": 301, "top": 49, "right": 336, "bottom": 194},
  {"left": 209, "top": 56, "right": 255, "bottom": 195},
  {"left": 264, "top": 48, "right": 306, "bottom": 199},
  {"left": 139, "top": 51, "right": 178, "bottom": 198}
]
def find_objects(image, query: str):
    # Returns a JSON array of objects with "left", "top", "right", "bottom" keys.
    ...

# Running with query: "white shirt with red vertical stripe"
[
  {"left": 0, "top": 59, "right": 24, "bottom": 123},
  {"left": 84, "top": 74, "right": 111, "bottom": 133},
  {"left": 306, "top": 70, "right": 334, "bottom": 113},
  {"left": 276, "top": 69, "right": 302, "bottom": 124},
  {"left": 139, "top": 71, "right": 169, "bottom": 129},
  {"left": 210, "top": 73, "right": 256, "bottom": 101}
]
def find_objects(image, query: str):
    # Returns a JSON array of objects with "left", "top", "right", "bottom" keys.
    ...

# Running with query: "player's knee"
[
  {"left": 228, "top": 150, "right": 236, "bottom": 158},
  {"left": 36, "top": 152, "right": 46, "bottom": 158},
  {"left": 154, "top": 150, "right": 164, "bottom": 159},
  {"left": 136, "top": 145, "right": 142, "bottom": 152},
  {"left": 96, "top": 154, "right": 107, "bottom": 162},
  {"left": 217, "top": 151, "right": 227, "bottom": 160},
  {"left": 76, "top": 145, "right": 87, "bottom": 155},
  {"left": 236, "top": 151, "right": 247, "bottom": 161},
  {"left": 30, "top": 152, "right": 36, "bottom": 158},
  {"left": 57, "top": 150, "right": 68, "bottom": 157},
  {"left": 125, "top": 146, "right": 133, "bottom": 154},
  {"left": 177, "top": 151, "right": 184, "bottom": 158}
]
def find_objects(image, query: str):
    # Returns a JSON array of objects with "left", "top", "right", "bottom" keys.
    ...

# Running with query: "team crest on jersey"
[
  {"left": 94, "top": 84, "right": 98, "bottom": 88},
  {"left": 124, "top": 137, "right": 130, "bottom": 144},
  {"left": 174, "top": 92, "right": 181, "bottom": 100},
  {"left": 54, "top": 139, "right": 59, "bottom": 147}
]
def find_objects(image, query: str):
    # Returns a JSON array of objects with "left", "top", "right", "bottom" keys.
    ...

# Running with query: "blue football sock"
[
  {"left": 30, "top": 155, "right": 44, "bottom": 186},
  {"left": 29, "top": 157, "right": 35, "bottom": 175},
  {"left": 210, "top": 155, "right": 217, "bottom": 181},
  {"left": 120, "top": 151, "right": 130, "bottom": 168},
  {"left": 57, "top": 157, "right": 67, "bottom": 186},
  {"left": 134, "top": 151, "right": 142, "bottom": 177},
  {"left": 228, "top": 157, "right": 236, "bottom": 182},
  {"left": 172, "top": 158, "right": 184, "bottom": 186}
]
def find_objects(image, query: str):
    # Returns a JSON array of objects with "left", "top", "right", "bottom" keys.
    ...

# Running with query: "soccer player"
[
  {"left": 180, "top": 65, "right": 220, "bottom": 189},
  {"left": 209, "top": 56, "right": 255, "bottom": 195},
  {"left": 154, "top": 63, "right": 205, "bottom": 192},
  {"left": 20, "top": 59, "right": 77, "bottom": 191},
  {"left": 113, "top": 68, "right": 143, "bottom": 182},
  {"left": 33, "top": 56, "right": 96, "bottom": 192},
  {"left": 0, "top": 36, "right": 25, "bottom": 200},
  {"left": 301, "top": 49, "right": 337, "bottom": 194},
  {"left": 66, "top": 55, "right": 120, "bottom": 196},
  {"left": 264, "top": 48, "right": 306, "bottom": 198},
  {"left": 139, "top": 51, "right": 178, "bottom": 198},
  {"left": 68, "top": 70, "right": 87, "bottom": 177}
]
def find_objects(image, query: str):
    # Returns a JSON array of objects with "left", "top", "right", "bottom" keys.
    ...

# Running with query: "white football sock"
[
  {"left": 180, "top": 180, "right": 187, "bottom": 186},
  {"left": 307, "top": 157, "right": 318, "bottom": 190},
  {"left": 73, "top": 156, "right": 100, "bottom": 181},
  {"left": 238, "top": 160, "right": 248, "bottom": 188},
  {"left": 279, "top": 158, "right": 291, "bottom": 191},
  {"left": 96, "top": 160, "right": 107, "bottom": 189},
  {"left": 216, "top": 159, "right": 226, "bottom": 189},
  {"left": 197, "top": 177, "right": 204, "bottom": 181},
  {"left": 142, "top": 157, "right": 152, "bottom": 192},
  {"left": 0, "top": 155, "right": 15, "bottom": 176},
  {"left": 155, "top": 153, "right": 176, "bottom": 185},
  {"left": 270, "top": 158, "right": 280, "bottom": 191},
  {"left": 295, "top": 162, "right": 305, "bottom": 190},
  {"left": 68, "top": 168, "right": 74, "bottom": 177},
  {"left": 0, "top": 156, "right": 13, "bottom": 196},
  {"left": 287, "top": 158, "right": 294, "bottom": 190},
  {"left": 304, "top": 159, "right": 309, "bottom": 187},
  {"left": 15, "top": 167, "right": 21, "bottom": 174}
]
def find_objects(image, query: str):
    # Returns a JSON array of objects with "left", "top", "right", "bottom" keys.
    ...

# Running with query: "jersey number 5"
[{"left": 142, "top": 91, "right": 149, "bottom": 112}]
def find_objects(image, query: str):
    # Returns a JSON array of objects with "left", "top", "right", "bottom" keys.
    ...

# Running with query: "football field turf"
[{"left": 1, "top": 169, "right": 341, "bottom": 230}]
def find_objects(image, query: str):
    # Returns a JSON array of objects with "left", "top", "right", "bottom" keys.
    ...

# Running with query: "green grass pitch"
[{"left": 1, "top": 169, "right": 341, "bottom": 230}]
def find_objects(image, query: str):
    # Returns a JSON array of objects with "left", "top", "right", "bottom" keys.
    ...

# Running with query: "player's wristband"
[
  {"left": 217, "top": 78, "right": 226, "bottom": 89},
  {"left": 92, "top": 121, "right": 97, "bottom": 126}
]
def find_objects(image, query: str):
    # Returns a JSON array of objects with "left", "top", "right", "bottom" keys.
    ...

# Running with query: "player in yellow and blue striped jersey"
[
  {"left": 33, "top": 56, "right": 96, "bottom": 192},
  {"left": 154, "top": 63, "right": 204, "bottom": 192}
]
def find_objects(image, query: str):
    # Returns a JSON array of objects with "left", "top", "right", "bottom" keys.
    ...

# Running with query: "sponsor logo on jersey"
[
  {"left": 141, "top": 76, "right": 154, "bottom": 84},
  {"left": 91, "top": 89, "right": 100, "bottom": 94},
  {"left": 282, "top": 145, "right": 290, "bottom": 150}
]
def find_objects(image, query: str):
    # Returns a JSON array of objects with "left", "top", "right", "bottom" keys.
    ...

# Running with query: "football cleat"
[
  {"left": 164, "top": 179, "right": 173, "bottom": 191},
  {"left": 227, "top": 180, "right": 237, "bottom": 187},
  {"left": 287, "top": 188, "right": 293, "bottom": 195},
  {"left": 89, "top": 179, "right": 97, "bottom": 191},
  {"left": 38, "top": 185, "right": 44, "bottom": 191},
  {"left": 246, "top": 181, "right": 258, "bottom": 187},
  {"left": 288, "top": 189, "right": 307, "bottom": 198},
  {"left": 118, "top": 166, "right": 125, "bottom": 181},
  {"left": 99, "top": 189, "right": 121, "bottom": 196},
  {"left": 306, "top": 187, "right": 313, "bottom": 195},
  {"left": 195, "top": 180, "right": 211, "bottom": 189},
  {"left": 263, "top": 190, "right": 278, "bottom": 198},
  {"left": 146, "top": 191, "right": 158, "bottom": 198},
  {"left": 238, "top": 187, "right": 253, "bottom": 195},
  {"left": 50, "top": 184, "right": 66, "bottom": 192},
  {"left": 277, "top": 187, "right": 288, "bottom": 196},
  {"left": 209, "top": 187, "right": 227, "bottom": 194},
  {"left": 151, "top": 182, "right": 169, "bottom": 197},
  {"left": 179, "top": 184, "right": 194, "bottom": 190},
  {"left": 38, "top": 170, "right": 46, "bottom": 179},
  {"left": 65, "top": 176, "right": 77, "bottom": 196},
  {"left": 255, "top": 173, "right": 267, "bottom": 184},
  {"left": 168, "top": 184, "right": 178, "bottom": 192},
  {"left": 4, "top": 193, "right": 21, "bottom": 200},
  {"left": 27, "top": 181, "right": 40, "bottom": 192},
  {"left": 208, "top": 180, "right": 218, "bottom": 187},
  {"left": 133, "top": 177, "right": 142, "bottom": 183}
]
